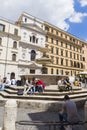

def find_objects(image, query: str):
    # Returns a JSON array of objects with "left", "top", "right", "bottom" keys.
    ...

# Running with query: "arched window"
[
  {"left": 31, "top": 50, "right": 36, "bottom": 61},
  {"left": 0, "top": 37, "right": 2, "bottom": 45},
  {"left": 12, "top": 54, "right": 16, "bottom": 61},
  {"left": 13, "top": 41, "right": 17, "bottom": 48}
]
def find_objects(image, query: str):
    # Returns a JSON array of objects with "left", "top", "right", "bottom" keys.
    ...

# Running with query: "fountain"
[{"left": 36, "top": 47, "right": 53, "bottom": 74}]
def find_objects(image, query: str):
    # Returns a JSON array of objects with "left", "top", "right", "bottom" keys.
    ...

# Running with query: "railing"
[{"left": 16, "top": 120, "right": 87, "bottom": 130}]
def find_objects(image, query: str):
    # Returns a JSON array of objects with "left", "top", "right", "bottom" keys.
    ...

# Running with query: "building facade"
[
  {"left": 44, "top": 22, "right": 86, "bottom": 76},
  {"left": 0, "top": 12, "right": 87, "bottom": 80},
  {"left": 0, "top": 18, "right": 20, "bottom": 79},
  {"left": 0, "top": 13, "right": 46, "bottom": 79}
]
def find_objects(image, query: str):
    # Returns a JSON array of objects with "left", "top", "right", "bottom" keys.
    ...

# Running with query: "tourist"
[
  {"left": 35, "top": 78, "right": 45, "bottom": 92},
  {"left": 23, "top": 77, "right": 31, "bottom": 95},
  {"left": 58, "top": 77, "right": 65, "bottom": 91},
  {"left": 58, "top": 94, "right": 79, "bottom": 130},
  {"left": 0, "top": 77, "right": 11, "bottom": 90},
  {"left": 63, "top": 77, "right": 72, "bottom": 91},
  {"left": 11, "top": 78, "right": 16, "bottom": 85},
  {"left": 3, "top": 77, "right": 11, "bottom": 87},
  {"left": 74, "top": 79, "right": 79, "bottom": 86}
]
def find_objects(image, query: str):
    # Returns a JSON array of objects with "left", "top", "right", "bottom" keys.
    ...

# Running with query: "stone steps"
[
  {"left": 4, "top": 87, "right": 87, "bottom": 97},
  {"left": 0, "top": 86, "right": 87, "bottom": 101},
  {"left": 0, "top": 90, "right": 87, "bottom": 101}
]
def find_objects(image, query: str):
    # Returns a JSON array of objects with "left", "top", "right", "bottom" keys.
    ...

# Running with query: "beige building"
[
  {"left": 82, "top": 43, "right": 87, "bottom": 72},
  {"left": 44, "top": 22, "right": 86, "bottom": 76}
]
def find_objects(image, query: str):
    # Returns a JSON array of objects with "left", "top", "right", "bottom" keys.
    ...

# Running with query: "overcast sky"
[{"left": 0, "top": 0, "right": 87, "bottom": 41}]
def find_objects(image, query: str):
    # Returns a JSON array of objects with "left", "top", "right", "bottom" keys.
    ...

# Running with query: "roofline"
[
  {"left": 44, "top": 21, "right": 87, "bottom": 43},
  {"left": 0, "top": 16, "right": 19, "bottom": 27}
]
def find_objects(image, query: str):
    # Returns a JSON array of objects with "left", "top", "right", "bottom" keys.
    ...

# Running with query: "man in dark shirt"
[{"left": 58, "top": 95, "right": 79, "bottom": 130}]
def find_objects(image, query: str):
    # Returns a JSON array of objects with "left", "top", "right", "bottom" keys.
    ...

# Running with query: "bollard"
[
  {"left": 3, "top": 99, "right": 17, "bottom": 130},
  {"left": 84, "top": 101, "right": 87, "bottom": 129}
]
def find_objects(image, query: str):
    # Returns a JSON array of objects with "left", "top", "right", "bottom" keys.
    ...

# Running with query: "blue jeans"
[
  {"left": 58, "top": 112, "right": 67, "bottom": 121},
  {"left": 58, "top": 112, "right": 67, "bottom": 130},
  {"left": 0, "top": 84, "right": 5, "bottom": 90}
]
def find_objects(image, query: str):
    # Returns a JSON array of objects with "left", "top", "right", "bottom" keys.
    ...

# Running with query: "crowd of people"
[{"left": 0, "top": 76, "right": 46, "bottom": 95}]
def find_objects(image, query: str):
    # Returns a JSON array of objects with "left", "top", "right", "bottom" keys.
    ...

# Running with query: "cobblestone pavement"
[{"left": 0, "top": 106, "right": 86, "bottom": 130}]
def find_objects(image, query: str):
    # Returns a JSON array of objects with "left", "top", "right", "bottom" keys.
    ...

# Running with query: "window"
[
  {"left": 74, "top": 53, "right": 76, "bottom": 59},
  {"left": 80, "top": 55, "right": 82, "bottom": 61},
  {"left": 56, "top": 31, "right": 58, "bottom": 35},
  {"left": 0, "top": 24, "right": 5, "bottom": 31},
  {"left": 51, "top": 47, "right": 54, "bottom": 53},
  {"left": 56, "top": 40, "right": 58, "bottom": 45},
  {"left": 14, "top": 28, "right": 18, "bottom": 35},
  {"left": 70, "top": 52, "right": 72, "bottom": 58},
  {"left": 71, "top": 71, "right": 72, "bottom": 76},
  {"left": 81, "top": 63, "right": 83, "bottom": 68},
  {"left": 61, "top": 42, "right": 63, "bottom": 47},
  {"left": 74, "top": 61, "right": 76, "bottom": 67},
  {"left": 36, "top": 38, "right": 38, "bottom": 43},
  {"left": 56, "top": 48, "right": 59, "bottom": 55},
  {"left": 45, "top": 26, "right": 49, "bottom": 31},
  {"left": 30, "top": 69, "right": 35, "bottom": 74},
  {"left": 61, "top": 49, "right": 63, "bottom": 56},
  {"left": 83, "top": 57, "right": 85, "bottom": 61},
  {"left": 25, "top": 18, "right": 27, "bottom": 22},
  {"left": 51, "top": 29, "right": 53, "bottom": 33},
  {"left": 46, "top": 36, "right": 48, "bottom": 42},
  {"left": 66, "top": 51, "right": 68, "bottom": 57},
  {"left": 70, "top": 60, "right": 73, "bottom": 67},
  {"left": 13, "top": 41, "right": 17, "bottom": 48},
  {"left": 66, "top": 43, "right": 67, "bottom": 48},
  {"left": 65, "top": 35, "right": 67, "bottom": 39},
  {"left": 61, "top": 70, "right": 63, "bottom": 75},
  {"left": 70, "top": 45, "right": 72, "bottom": 50},
  {"left": 61, "top": 58, "right": 63, "bottom": 65},
  {"left": 77, "top": 54, "right": 79, "bottom": 60},
  {"left": 56, "top": 57, "right": 59, "bottom": 64},
  {"left": 31, "top": 50, "right": 36, "bottom": 61},
  {"left": 51, "top": 56, "right": 54, "bottom": 63},
  {"left": 61, "top": 33, "right": 63, "bottom": 37},
  {"left": 66, "top": 59, "right": 68, "bottom": 66},
  {"left": 56, "top": 69, "right": 59, "bottom": 74},
  {"left": 12, "top": 54, "right": 16, "bottom": 61},
  {"left": 32, "top": 36, "right": 36, "bottom": 43},
  {"left": 30, "top": 36, "right": 32, "bottom": 42},
  {"left": 77, "top": 62, "right": 80, "bottom": 68},
  {"left": 0, "top": 38, "right": 2, "bottom": 45},
  {"left": 51, "top": 68, "right": 53, "bottom": 74},
  {"left": 51, "top": 38, "right": 53, "bottom": 43}
]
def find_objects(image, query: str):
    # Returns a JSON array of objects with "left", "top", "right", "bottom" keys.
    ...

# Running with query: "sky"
[{"left": 0, "top": 0, "right": 87, "bottom": 41}]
